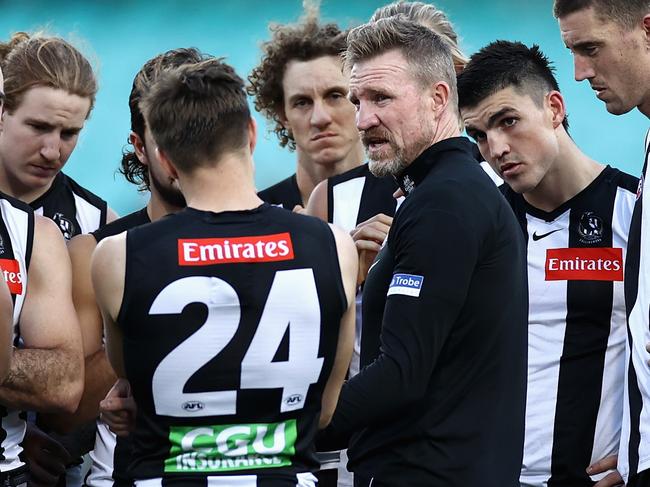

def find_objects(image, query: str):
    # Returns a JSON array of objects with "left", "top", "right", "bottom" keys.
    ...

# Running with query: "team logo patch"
[
  {"left": 0, "top": 258, "right": 23, "bottom": 295},
  {"left": 545, "top": 247, "right": 623, "bottom": 281},
  {"left": 578, "top": 211, "right": 604, "bottom": 244},
  {"left": 52, "top": 212, "right": 76, "bottom": 240},
  {"left": 178, "top": 233, "right": 294, "bottom": 266},
  {"left": 165, "top": 420, "right": 296, "bottom": 473},
  {"left": 638, "top": 173, "right": 645, "bottom": 201},
  {"left": 387, "top": 273, "right": 424, "bottom": 297}
]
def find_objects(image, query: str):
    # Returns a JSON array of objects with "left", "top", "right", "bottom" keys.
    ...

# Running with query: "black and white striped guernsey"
[
  {"left": 0, "top": 192, "right": 34, "bottom": 473},
  {"left": 620, "top": 129, "right": 650, "bottom": 484},
  {"left": 30, "top": 172, "right": 107, "bottom": 239},
  {"left": 501, "top": 166, "right": 638, "bottom": 487}
]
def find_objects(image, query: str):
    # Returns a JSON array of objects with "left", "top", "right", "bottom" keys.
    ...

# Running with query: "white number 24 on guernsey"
[{"left": 149, "top": 268, "right": 324, "bottom": 417}]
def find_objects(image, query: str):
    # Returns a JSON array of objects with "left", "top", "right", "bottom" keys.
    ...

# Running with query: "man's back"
[{"left": 119, "top": 205, "right": 348, "bottom": 485}]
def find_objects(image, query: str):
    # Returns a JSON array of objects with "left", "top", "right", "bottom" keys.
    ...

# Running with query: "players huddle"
[{"left": 0, "top": 1, "right": 649, "bottom": 487}]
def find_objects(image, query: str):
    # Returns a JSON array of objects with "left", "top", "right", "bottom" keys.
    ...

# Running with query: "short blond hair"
[{"left": 370, "top": 1, "right": 468, "bottom": 72}]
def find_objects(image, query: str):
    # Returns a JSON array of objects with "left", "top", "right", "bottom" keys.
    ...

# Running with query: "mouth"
[
  {"left": 29, "top": 164, "right": 59, "bottom": 176},
  {"left": 311, "top": 132, "right": 337, "bottom": 142},
  {"left": 591, "top": 85, "right": 607, "bottom": 99},
  {"left": 499, "top": 162, "right": 522, "bottom": 178},
  {"left": 362, "top": 133, "right": 390, "bottom": 152}
]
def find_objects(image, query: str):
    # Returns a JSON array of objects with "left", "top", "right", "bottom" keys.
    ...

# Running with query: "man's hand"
[
  {"left": 351, "top": 213, "right": 393, "bottom": 285},
  {"left": 99, "top": 378, "right": 136, "bottom": 437},
  {"left": 22, "top": 423, "right": 71, "bottom": 487},
  {"left": 646, "top": 342, "right": 650, "bottom": 366},
  {"left": 588, "top": 454, "right": 624, "bottom": 487}
]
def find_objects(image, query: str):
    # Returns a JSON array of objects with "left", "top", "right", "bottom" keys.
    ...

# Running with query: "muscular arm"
[
  {"left": 92, "top": 233, "right": 127, "bottom": 379},
  {"left": 319, "top": 225, "right": 357, "bottom": 429},
  {"left": 0, "top": 216, "right": 83, "bottom": 413},
  {"left": 0, "top": 280, "right": 13, "bottom": 382},
  {"left": 40, "top": 234, "right": 117, "bottom": 433},
  {"left": 304, "top": 179, "right": 329, "bottom": 221}
]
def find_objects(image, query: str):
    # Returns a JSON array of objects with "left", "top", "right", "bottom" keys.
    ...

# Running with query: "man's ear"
[
  {"left": 643, "top": 14, "right": 650, "bottom": 49},
  {"left": 248, "top": 117, "right": 258, "bottom": 155},
  {"left": 156, "top": 147, "right": 178, "bottom": 181},
  {"left": 129, "top": 132, "right": 148, "bottom": 166},
  {"left": 547, "top": 90, "right": 567, "bottom": 129},
  {"left": 430, "top": 81, "right": 451, "bottom": 115}
]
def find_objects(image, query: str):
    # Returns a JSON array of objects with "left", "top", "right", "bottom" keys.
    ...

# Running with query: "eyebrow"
[{"left": 486, "top": 107, "right": 516, "bottom": 128}]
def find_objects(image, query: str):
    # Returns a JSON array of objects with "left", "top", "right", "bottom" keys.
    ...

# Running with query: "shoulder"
[{"left": 602, "top": 166, "right": 639, "bottom": 195}]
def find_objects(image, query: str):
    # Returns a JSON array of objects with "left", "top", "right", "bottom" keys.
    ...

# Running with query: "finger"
[
  {"left": 354, "top": 240, "right": 382, "bottom": 253},
  {"left": 355, "top": 213, "right": 393, "bottom": 228},
  {"left": 351, "top": 227, "right": 389, "bottom": 245},
  {"left": 592, "top": 470, "right": 624, "bottom": 487},
  {"left": 393, "top": 188, "right": 404, "bottom": 199},
  {"left": 292, "top": 205, "right": 305, "bottom": 214},
  {"left": 588, "top": 455, "right": 618, "bottom": 474}
]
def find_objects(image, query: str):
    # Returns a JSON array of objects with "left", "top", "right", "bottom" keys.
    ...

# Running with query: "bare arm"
[
  {"left": 107, "top": 206, "right": 119, "bottom": 224},
  {"left": 319, "top": 224, "right": 357, "bottom": 429},
  {"left": 304, "top": 179, "right": 329, "bottom": 221},
  {"left": 92, "top": 233, "right": 127, "bottom": 379},
  {"left": 40, "top": 234, "right": 117, "bottom": 433},
  {"left": 0, "top": 216, "right": 83, "bottom": 413},
  {"left": 0, "top": 280, "right": 13, "bottom": 382}
]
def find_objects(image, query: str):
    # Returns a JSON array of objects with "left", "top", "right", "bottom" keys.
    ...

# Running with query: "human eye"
[
  {"left": 502, "top": 117, "right": 518, "bottom": 128},
  {"left": 27, "top": 122, "right": 50, "bottom": 133},
  {"left": 467, "top": 129, "right": 486, "bottom": 143},
  {"left": 348, "top": 95, "right": 360, "bottom": 110},
  {"left": 292, "top": 98, "right": 311, "bottom": 108},
  {"left": 61, "top": 129, "right": 80, "bottom": 140}
]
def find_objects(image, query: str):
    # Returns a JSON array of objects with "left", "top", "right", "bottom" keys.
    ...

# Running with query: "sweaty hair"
[
  {"left": 247, "top": 5, "right": 347, "bottom": 150},
  {"left": 457, "top": 41, "right": 569, "bottom": 131},
  {"left": 142, "top": 58, "right": 250, "bottom": 173},
  {"left": 346, "top": 16, "right": 457, "bottom": 107},
  {"left": 0, "top": 32, "right": 97, "bottom": 116},
  {"left": 120, "top": 48, "right": 208, "bottom": 191},
  {"left": 553, "top": 0, "right": 650, "bottom": 29},
  {"left": 370, "top": 1, "right": 469, "bottom": 72}
]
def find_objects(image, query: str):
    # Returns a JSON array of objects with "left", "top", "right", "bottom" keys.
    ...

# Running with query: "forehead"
[
  {"left": 282, "top": 55, "right": 347, "bottom": 95},
  {"left": 12, "top": 85, "right": 91, "bottom": 122},
  {"left": 461, "top": 87, "right": 538, "bottom": 126},
  {"left": 349, "top": 49, "right": 413, "bottom": 93},
  {"left": 559, "top": 6, "right": 622, "bottom": 45}
]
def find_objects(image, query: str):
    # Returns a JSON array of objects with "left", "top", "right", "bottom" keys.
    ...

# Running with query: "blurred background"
[{"left": 1, "top": 0, "right": 646, "bottom": 215}]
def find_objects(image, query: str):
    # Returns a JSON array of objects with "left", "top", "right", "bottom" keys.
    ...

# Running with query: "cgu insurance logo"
[
  {"left": 165, "top": 419, "right": 297, "bottom": 473},
  {"left": 178, "top": 233, "right": 294, "bottom": 266},
  {"left": 0, "top": 259, "right": 23, "bottom": 294}
]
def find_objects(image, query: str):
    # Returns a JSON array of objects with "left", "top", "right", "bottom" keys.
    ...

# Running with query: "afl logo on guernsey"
[
  {"left": 178, "top": 233, "right": 295, "bottom": 265},
  {"left": 0, "top": 258, "right": 23, "bottom": 294}
]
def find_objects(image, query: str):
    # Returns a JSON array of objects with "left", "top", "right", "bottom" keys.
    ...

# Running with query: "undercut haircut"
[
  {"left": 346, "top": 16, "right": 457, "bottom": 107},
  {"left": 120, "top": 48, "right": 208, "bottom": 191},
  {"left": 0, "top": 32, "right": 97, "bottom": 116},
  {"left": 370, "top": 1, "right": 469, "bottom": 71},
  {"left": 553, "top": 0, "right": 650, "bottom": 29},
  {"left": 247, "top": 7, "right": 347, "bottom": 150},
  {"left": 142, "top": 58, "right": 250, "bottom": 173},
  {"left": 457, "top": 41, "right": 569, "bottom": 131}
]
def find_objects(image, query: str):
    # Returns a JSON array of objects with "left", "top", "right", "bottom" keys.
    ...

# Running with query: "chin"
[{"left": 605, "top": 100, "right": 635, "bottom": 116}]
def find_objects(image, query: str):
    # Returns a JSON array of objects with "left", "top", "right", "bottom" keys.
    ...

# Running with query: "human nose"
[
  {"left": 487, "top": 131, "right": 510, "bottom": 162},
  {"left": 574, "top": 55, "right": 595, "bottom": 82},
  {"left": 40, "top": 132, "right": 61, "bottom": 162},
  {"left": 356, "top": 102, "right": 379, "bottom": 131},
  {"left": 310, "top": 99, "right": 333, "bottom": 128}
]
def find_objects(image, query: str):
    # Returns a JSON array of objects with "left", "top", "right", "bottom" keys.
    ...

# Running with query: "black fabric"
[
  {"left": 29, "top": 172, "right": 107, "bottom": 239},
  {"left": 258, "top": 174, "right": 302, "bottom": 210},
  {"left": 627, "top": 468, "right": 650, "bottom": 487},
  {"left": 118, "top": 205, "right": 347, "bottom": 483},
  {"left": 320, "top": 137, "right": 528, "bottom": 487},
  {"left": 326, "top": 164, "right": 398, "bottom": 227},
  {"left": 92, "top": 208, "right": 150, "bottom": 243}
]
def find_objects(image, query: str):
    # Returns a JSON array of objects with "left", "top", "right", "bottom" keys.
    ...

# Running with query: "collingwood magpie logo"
[
  {"left": 52, "top": 213, "right": 76, "bottom": 240},
  {"left": 402, "top": 175, "right": 415, "bottom": 194},
  {"left": 578, "top": 211, "right": 603, "bottom": 244}
]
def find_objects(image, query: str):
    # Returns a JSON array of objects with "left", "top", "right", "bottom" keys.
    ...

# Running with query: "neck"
[
  {"left": 146, "top": 187, "right": 184, "bottom": 222},
  {"left": 523, "top": 130, "right": 604, "bottom": 212},
  {"left": 294, "top": 142, "right": 364, "bottom": 205},
  {"left": 0, "top": 164, "right": 56, "bottom": 204},
  {"left": 431, "top": 111, "right": 462, "bottom": 147},
  {"left": 179, "top": 152, "right": 262, "bottom": 213}
]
